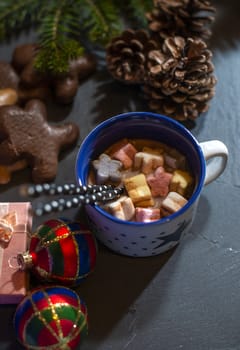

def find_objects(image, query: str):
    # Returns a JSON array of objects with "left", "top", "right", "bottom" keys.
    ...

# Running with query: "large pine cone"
[
  {"left": 106, "top": 29, "right": 159, "bottom": 84},
  {"left": 146, "top": 0, "right": 216, "bottom": 42},
  {"left": 143, "top": 36, "right": 217, "bottom": 121}
]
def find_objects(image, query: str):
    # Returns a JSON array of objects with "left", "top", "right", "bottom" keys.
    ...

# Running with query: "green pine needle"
[
  {"left": 0, "top": 0, "right": 41, "bottom": 38},
  {"left": 76, "top": 0, "right": 123, "bottom": 45},
  {"left": 0, "top": 0, "right": 154, "bottom": 74},
  {"left": 34, "top": 40, "right": 85, "bottom": 74},
  {"left": 124, "top": 0, "right": 154, "bottom": 27},
  {"left": 34, "top": 0, "right": 85, "bottom": 73}
]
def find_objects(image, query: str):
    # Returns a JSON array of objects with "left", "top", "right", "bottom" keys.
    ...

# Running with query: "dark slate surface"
[{"left": 0, "top": 1, "right": 240, "bottom": 349}]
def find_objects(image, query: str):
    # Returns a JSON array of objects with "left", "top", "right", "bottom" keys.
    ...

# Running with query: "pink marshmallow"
[
  {"left": 147, "top": 166, "right": 173, "bottom": 197},
  {"left": 135, "top": 207, "right": 160, "bottom": 222},
  {"left": 112, "top": 143, "right": 137, "bottom": 169}
]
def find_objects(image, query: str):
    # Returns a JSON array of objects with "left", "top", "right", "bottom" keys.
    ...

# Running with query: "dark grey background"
[{"left": 0, "top": 1, "right": 239, "bottom": 349}]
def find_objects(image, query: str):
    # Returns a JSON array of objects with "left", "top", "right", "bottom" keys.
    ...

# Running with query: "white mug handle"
[{"left": 200, "top": 140, "right": 228, "bottom": 186}]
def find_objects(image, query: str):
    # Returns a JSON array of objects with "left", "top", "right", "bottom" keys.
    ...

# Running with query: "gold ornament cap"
[{"left": 16, "top": 251, "right": 33, "bottom": 270}]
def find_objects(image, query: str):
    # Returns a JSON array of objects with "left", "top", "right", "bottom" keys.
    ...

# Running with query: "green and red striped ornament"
[
  {"left": 14, "top": 285, "right": 88, "bottom": 349},
  {"left": 17, "top": 218, "right": 98, "bottom": 285}
]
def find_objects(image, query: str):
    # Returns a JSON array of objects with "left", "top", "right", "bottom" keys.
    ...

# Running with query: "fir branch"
[
  {"left": 35, "top": 0, "right": 84, "bottom": 74},
  {"left": 0, "top": 0, "right": 41, "bottom": 39},
  {"left": 34, "top": 40, "right": 84, "bottom": 74},
  {"left": 77, "top": 0, "right": 123, "bottom": 45},
  {"left": 38, "top": 0, "right": 81, "bottom": 44},
  {"left": 0, "top": 0, "right": 154, "bottom": 73},
  {"left": 123, "top": 0, "right": 154, "bottom": 27}
]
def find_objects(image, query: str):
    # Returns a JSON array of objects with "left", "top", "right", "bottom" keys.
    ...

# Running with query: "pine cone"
[
  {"left": 106, "top": 29, "right": 159, "bottom": 84},
  {"left": 143, "top": 36, "right": 217, "bottom": 121},
  {"left": 146, "top": 0, "right": 216, "bottom": 42}
]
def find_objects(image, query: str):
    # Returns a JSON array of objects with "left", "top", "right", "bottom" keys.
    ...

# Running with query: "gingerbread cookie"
[
  {"left": 0, "top": 60, "right": 50, "bottom": 105},
  {"left": 0, "top": 61, "right": 19, "bottom": 90},
  {"left": 12, "top": 43, "right": 97, "bottom": 104},
  {"left": 12, "top": 44, "right": 49, "bottom": 88},
  {"left": 0, "top": 62, "right": 19, "bottom": 106},
  {"left": 0, "top": 99, "right": 79, "bottom": 183},
  {"left": 0, "top": 88, "right": 18, "bottom": 107},
  {"left": 11, "top": 43, "right": 40, "bottom": 73},
  {"left": 0, "top": 160, "right": 27, "bottom": 184}
]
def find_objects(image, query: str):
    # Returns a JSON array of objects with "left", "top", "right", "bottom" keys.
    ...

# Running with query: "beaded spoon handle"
[
  {"left": 22, "top": 183, "right": 124, "bottom": 216},
  {"left": 22, "top": 183, "right": 115, "bottom": 196}
]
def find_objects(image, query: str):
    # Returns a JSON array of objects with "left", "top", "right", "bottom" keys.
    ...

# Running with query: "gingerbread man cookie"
[
  {"left": 0, "top": 61, "right": 19, "bottom": 90},
  {"left": 0, "top": 99, "right": 79, "bottom": 183},
  {"left": 0, "top": 62, "right": 19, "bottom": 106},
  {"left": 0, "top": 60, "right": 50, "bottom": 105},
  {"left": 0, "top": 160, "right": 27, "bottom": 184},
  {"left": 12, "top": 43, "right": 97, "bottom": 104}
]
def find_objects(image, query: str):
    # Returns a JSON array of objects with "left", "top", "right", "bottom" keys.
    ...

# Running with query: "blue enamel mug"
[{"left": 76, "top": 112, "right": 228, "bottom": 257}]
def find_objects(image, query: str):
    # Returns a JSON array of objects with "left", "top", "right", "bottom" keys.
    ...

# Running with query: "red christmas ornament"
[
  {"left": 17, "top": 218, "right": 97, "bottom": 285},
  {"left": 14, "top": 285, "right": 88, "bottom": 349}
]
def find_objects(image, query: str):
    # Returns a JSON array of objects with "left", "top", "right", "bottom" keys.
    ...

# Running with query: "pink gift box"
[{"left": 0, "top": 202, "right": 32, "bottom": 304}]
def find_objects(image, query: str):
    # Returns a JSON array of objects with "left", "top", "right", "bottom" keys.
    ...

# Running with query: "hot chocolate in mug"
[{"left": 76, "top": 112, "right": 228, "bottom": 257}]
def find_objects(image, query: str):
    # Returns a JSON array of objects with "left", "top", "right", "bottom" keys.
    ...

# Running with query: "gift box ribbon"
[
  {"left": 0, "top": 211, "right": 17, "bottom": 244},
  {"left": 0, "top": 204, "right": 20, "bottom": 276}
]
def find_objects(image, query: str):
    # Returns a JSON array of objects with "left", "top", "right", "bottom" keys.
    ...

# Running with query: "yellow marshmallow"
[
  {"left": 170, "top": 169, "right": 193, "bottom": 196},
  {"left": 124, "top": 174, "right": 153, "bottom": 206},
  {"left": 142, "top": 147, "right": 163, "bottom": 155}
]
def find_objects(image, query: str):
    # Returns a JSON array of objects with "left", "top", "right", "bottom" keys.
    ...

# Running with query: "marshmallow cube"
[
  {"left": 164, "top": 150, "right": 186, "bottom": 169},
  {"left": 134, "top": 151, "right": 164, "bottom": 174},
  {"left": 147, "top": 166, "right": 173, "bottom": 197},
  {"left": 105, "top": 196, "right": 135, "bottom": 221},
  {"left": 112, "top": 143, "right": 137, "bottom": 169},
  {"left": 124, "top": 174, "right": 153, "bottom": 207},
  {"left": 170, "top": 169, "right": 193, "bottom": 196},
  {"left": 92, "top": 153, "right": 122, "bottom": 184},
  {"left": 142, "top": 146, "right": 163, "bottom": 155},
  {"left": 135, "top": 207, "right": 160, "bottom": 223},
  {"left": 161, "top": 191, "right": 188, "bottom": 213}
]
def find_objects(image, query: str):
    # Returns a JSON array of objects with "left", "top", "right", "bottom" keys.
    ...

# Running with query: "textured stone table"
[{"left": 0, "top": 1, "right": 240, "bottom": 349}]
